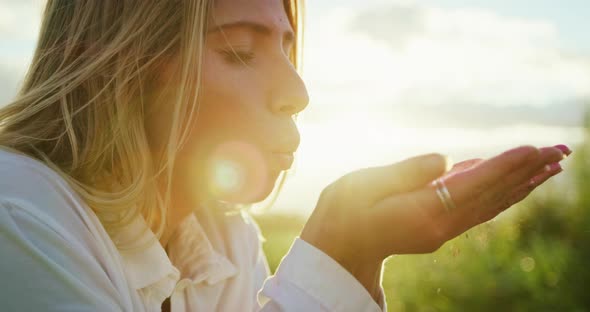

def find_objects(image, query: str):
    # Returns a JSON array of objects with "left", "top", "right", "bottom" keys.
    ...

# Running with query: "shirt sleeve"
[
  {"left": 257, "top": 237, "right": 387, "bottom": 312},
  {"left": 0, "top": 199, "right": 125, "bottom": 311}
]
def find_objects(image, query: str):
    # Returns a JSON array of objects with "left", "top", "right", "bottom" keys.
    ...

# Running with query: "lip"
[{"left": 272, "top": 152, "right": 294, "bottom": 170}]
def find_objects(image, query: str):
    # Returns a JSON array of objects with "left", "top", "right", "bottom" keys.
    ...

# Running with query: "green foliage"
[
  {"left": 254, "top": 113, "right": 590, "bottom": 311},
  {"left": 253, "top": 213, "right": 306, "bottom": 273}
]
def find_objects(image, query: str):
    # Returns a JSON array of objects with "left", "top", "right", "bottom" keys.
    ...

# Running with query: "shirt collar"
[
  {"left": 113, "top": 206, "right": 238, "bottom": 299},
  {"left": 167, "top": 212, "right": 238, "bottom": 285}
]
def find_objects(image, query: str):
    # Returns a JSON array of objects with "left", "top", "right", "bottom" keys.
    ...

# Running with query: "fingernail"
[
  {"left": 545, "top": 163, "right": 562, "bottom": 172},
  {"left": 554, "top": 144, "right": 572, "bottom": 156},
  {"left": 425, "top": 154, "right": 449, "bottom": 173},
  {"left": 444, "top": 155, "right": 453, "bottom": 172}
]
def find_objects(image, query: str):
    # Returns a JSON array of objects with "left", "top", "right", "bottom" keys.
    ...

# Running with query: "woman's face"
[{"left": 156, "top": 0, "right": 309, "bottom": 204}]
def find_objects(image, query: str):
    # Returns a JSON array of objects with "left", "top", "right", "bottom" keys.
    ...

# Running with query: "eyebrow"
[{"left": 208, "top": 21, "right": 295, "bottom": 44}]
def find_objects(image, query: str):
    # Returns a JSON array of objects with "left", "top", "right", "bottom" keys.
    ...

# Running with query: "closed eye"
[{"left": 218, "top": 49, "right": 255, "bottom": 65}]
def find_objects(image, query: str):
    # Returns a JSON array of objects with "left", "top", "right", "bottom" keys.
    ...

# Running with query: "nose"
[{"left": 268, "top": 57, "right": 309, "bottom": 117}]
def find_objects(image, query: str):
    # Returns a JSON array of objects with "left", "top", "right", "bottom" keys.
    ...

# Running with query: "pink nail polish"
[
  {"left": 550, "top": 163, "right": 562, "bottom": 171},
  {"left": 554, "top": 144, "right": 572, "bottom": 156}
]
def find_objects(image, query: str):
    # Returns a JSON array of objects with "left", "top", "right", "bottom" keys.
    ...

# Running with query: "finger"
[
  {"left": 553, "top": 144, "right": 572, "bottom": 156},
  {"left": 357, "top": 153, "right": 449, "bottom": 201},
  {"left": 370, "top": 186, "right": 453, "bottom": 251},
  {"left": 512, "top": 162, "right": 562, "bottom": 203},
  {"left": 442, "top": 146, "right": 562, "bottom": 212},
  {"left": 452, "top": 159, "right": 483, "bottom": 171},
  {"left": 445, "top": 159, "right": 483, "bottom": 177},
  {"left": 375, "top": 147, "right": 565, "bottom": 244},
  {"left": 375, "top": 179, "right": 453, "bottom": 221},
  {"left": 456, "top": 149, "right": 564, "bottom": 226},
  {"left": 369, "top": 146, "right": 565, "bottom": 246},
  {"left": 498, "top": 146, "right": 565, "bottom": 194},
  {"left": 441, "top": 161, "right": 563, "bottom": 239},
  {"left": 479, "top": 162, "right": 563, "bottom": 221},
  {"left": 463, "top": 145, "right": 541, "bottom": 189},
  {"left": 418, "top": 146, "right": 536, "bottom": 217}
]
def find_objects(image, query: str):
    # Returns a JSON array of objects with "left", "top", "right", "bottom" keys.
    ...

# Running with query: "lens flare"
[
  {"left": 206, "top": 140, "right": 271, "bottom": 203},
  {"left": 211, "top": 158, "right": 244, "bottom": 194}
]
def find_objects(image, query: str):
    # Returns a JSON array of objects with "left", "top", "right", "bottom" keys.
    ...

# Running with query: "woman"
[{"left": 0, "top": 0, "right": 570, "bottom": 311}]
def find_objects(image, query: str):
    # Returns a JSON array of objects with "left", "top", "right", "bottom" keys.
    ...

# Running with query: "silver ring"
[{"left": 434, "top": 178, "right": 457, "bottom": 213}]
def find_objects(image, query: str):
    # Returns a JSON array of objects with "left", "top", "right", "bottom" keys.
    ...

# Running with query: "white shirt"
[{"left": 0, "top": 147, "right": 386, "bottom": 311}]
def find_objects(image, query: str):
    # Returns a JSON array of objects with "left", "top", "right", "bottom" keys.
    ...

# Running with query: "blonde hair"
[{"left": 0, "top": 0, "right": 304, "bottom": 248}]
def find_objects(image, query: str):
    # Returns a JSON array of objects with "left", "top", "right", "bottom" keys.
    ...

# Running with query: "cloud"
[
  {"left": 348, "top": 4, "right": 425, "bottom": 49},
  {"left": 0, "top": 1, "right": 43, "bottom": 107},
  {"left": 302, "top": 4, "right": 590, "bottom": 127},
  {"left": 1, "top": 2, "right": 588, "bottom": 128},
  {"left": 388, "top": 100, "right": 587, "bottom": 128},
  {"left": 0, "top": 64, "right": 23, "bottom": 106},
  {"left": 0, "top": 1, "right": 44, "bottom": 40}
]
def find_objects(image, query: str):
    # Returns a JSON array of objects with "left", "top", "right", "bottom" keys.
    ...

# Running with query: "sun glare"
[
  {"left": 205, "top": 140, "right": 271, "bottom": 203},
  {"left": 210, "top": 158, "right": 245, "bottom": 195}
]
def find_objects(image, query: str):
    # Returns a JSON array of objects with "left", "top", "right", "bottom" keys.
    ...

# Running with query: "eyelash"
[{"left": 219, "top": 49, "right": 255, "bottom": 65}]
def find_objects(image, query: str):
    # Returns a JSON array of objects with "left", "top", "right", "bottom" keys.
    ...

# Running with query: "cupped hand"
[{"left": 300, "top": 144, "right": 570, "bottom": 294}]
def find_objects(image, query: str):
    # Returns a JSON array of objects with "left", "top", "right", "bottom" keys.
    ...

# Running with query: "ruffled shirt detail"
[
  {"left": 110, "top": 208, "right": 240, "bottom": 308},
  {"left": 167, "top": 213, "right": 238, "bottom": 286},
  {"left": 110, "top": 214, "right": 181, "bottom": 308}
]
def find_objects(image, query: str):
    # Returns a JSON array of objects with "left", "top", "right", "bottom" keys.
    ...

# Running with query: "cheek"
[
  {"left": 176, "top": 56, "right": 279, "bottom": 203},
  {"left": 193, "top": 74, "right": 261, "bottom": 154},
  {"left": 187, "top": 125, "right": 279, "bottom": 203},
  {"left": 197, "top": 54, "right": 262, "bottom": 139}
]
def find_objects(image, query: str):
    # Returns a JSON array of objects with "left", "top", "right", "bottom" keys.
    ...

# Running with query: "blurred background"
[{"left": 1, "top": 0, "right": 589, "bottom": 310}]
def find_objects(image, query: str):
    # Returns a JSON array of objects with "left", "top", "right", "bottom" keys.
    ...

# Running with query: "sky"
[
  {"left": 272, "top": 0, "right": 590, "bottom": 214},
  {"left": 300, "top": 0, "right": 590, "bottom": 125},
  {"left": 315, "top": 0, "right": 590, "bottom": 52},
  {"left": 1, "top": 0, "right": 588, "bottom": 215}
]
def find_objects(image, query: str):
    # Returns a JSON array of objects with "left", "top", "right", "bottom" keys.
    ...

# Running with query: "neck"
[{"left": 155, "top": 179, "right": 204, "bottom": 248}]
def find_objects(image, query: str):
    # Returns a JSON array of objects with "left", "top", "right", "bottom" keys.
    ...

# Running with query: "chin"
[{"left": 213, "top": 168, "right": 281, "bottom": 204}]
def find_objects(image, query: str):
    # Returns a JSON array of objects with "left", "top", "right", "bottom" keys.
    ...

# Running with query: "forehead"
[{"left": 210, "top": 0, "right": 291, "bottom": 29}]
